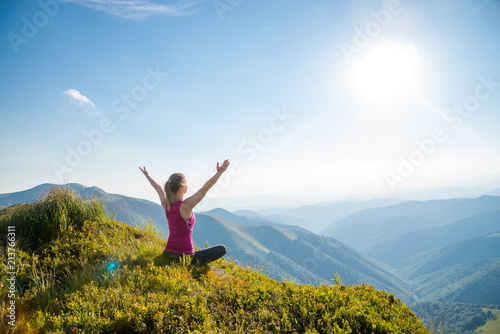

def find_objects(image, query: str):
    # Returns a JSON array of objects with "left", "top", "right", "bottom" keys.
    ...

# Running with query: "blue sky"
[{"left": 1, "top": 0, "right": 500, "bottom": 209}]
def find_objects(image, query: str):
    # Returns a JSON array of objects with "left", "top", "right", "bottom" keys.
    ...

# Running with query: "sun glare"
[{"left": 349, "top": 43, "right": 421, "bottom": 106}]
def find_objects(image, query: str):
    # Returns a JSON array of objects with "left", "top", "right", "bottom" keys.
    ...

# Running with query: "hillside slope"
[
  {"left": 399, "top": 232, "right": 500, "bottom": 304},
  {"left": 411, "top": 258, "right": 500, "bottom": 304},
  {"left": 402, "top": 232, "right": 500, "bottom": 279},
  {"left": 192, "top": 213, "right": 413, "bottom": 301},
  {"left": 0, "top": 188, "right": 429, "bottom": 333}
]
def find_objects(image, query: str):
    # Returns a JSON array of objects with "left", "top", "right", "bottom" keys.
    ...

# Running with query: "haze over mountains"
[
  {"left": 364, "top": 209, "right": 500, "bottom": 267},
  {"left": 320, "top": 196, "right": 500, "bottom": 251},
  {"left": 1, "top": 183, "right": 499, "bottom": 307}
]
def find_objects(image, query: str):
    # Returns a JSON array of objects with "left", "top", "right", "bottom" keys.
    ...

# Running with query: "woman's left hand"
[{"left": 217, "top": 159, "right": 230, "bottom": 173}]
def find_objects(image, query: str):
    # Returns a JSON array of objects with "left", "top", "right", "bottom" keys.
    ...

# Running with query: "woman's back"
[{"left": 165, "top": 201, "right": 195, "bottom": 254}]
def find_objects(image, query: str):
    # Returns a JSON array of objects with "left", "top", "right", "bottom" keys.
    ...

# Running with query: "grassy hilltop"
[{"left": 0, "top": 188, "right": 429, "bottom": 333}]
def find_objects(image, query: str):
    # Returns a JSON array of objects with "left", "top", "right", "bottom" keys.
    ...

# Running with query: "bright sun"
[{"left": 349, "top": 43, "right": 421, "bottom": 105}]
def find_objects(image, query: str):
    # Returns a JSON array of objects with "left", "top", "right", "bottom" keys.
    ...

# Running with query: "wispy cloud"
[
  {"left": 64, "top": 89, "right": 96, "bottom": 108},
  {"left": 61, "top": 0, "right": 204, "bottom": 20}
]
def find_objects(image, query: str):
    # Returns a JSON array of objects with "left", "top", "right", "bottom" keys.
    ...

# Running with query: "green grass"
[
  {"left": 0, "top": 187, "right": 430, "bottom": 333},
  {"left": 0, "top": 205, "right": 18, "bottom": 218},
  {"left": 475, "top": 308, "right": 500, "bottom": 334}
]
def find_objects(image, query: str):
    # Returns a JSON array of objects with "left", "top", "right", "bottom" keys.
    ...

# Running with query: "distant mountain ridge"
[
  {"left": 363, "top": 209, "right": 500, "bottom": 268},
  {"left": 315, "top": 195, "right": 500, "bottom": 305},
  {"left": 203, "top": 208, "right": 308, "bottom": 232},
  {"left": 321, "top": 196, "right": 500, "bottom": 250},
  {"left": 402, "top": 231, "right": 500, "bottom": 279},
  {"left": 255, "top": 198, "right": 407, "bottom": 233}
]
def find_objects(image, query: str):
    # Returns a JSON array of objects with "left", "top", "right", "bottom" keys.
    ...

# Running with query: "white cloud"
[
  {"left": 63, "top": 89, "right": 95, "bottom": 108},
  {"left": 61, "top": 0, "right": 204, "bottom": 20}
]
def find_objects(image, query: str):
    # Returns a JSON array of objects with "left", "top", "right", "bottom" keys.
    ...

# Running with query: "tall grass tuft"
[{"left": 0, "top": 187, "right": 106, "bottom": 252}]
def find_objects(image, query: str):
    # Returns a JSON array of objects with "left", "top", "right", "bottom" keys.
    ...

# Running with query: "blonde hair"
[{"left": 165, "top": 173, "right": 187, "bottom": 207}]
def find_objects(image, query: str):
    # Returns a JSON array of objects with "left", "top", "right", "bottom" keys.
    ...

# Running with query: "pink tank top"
[{"left": 165, "top": 200, "right": 195, "bottom": 254}]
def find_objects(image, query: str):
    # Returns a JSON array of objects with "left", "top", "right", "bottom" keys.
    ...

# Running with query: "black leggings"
[{"left": 165, "top": 245, "right": 227, "bottom": 266}]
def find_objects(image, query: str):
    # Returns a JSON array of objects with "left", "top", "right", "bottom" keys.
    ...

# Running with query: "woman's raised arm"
[
  {"left": 181, "top": 159, "right": 230, "bottom": 217},
  {"left": 139, "top": 166, "right": 167, "bottom": 210}
]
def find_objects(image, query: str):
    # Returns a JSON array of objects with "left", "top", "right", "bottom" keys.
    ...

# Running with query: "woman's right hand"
[
  {"left": 139, "top": 166, "right": 148, "bottom": 176},
  {"left": 139, "top": 166, "right": 167, "bottom": 209}
]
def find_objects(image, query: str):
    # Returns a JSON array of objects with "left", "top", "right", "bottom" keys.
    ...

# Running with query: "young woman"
[{"left": 139, "top": 160, "right": 230, "bottom": 265}]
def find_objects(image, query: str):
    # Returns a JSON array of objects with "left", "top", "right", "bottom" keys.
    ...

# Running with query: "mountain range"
[
  {"left": 192, "top": 210, "right": 413, "bottom": 299},
  {"left": 320, "top": 196, "right": 500, "bottom": 250},
  {"left": 252, "top": 198, "right": 407, "bottom": 233},
  {"left": 363, "top": 209, "right": 500, "bottom": 268},
  {"left": 2, "top": 183, "right": 499, "bottom": 307}
]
